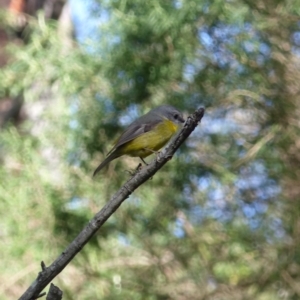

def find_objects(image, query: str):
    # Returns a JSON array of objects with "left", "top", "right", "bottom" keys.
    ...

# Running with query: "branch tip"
[{"left": 41, "top": 261, "right": 46, "bottom": 271}]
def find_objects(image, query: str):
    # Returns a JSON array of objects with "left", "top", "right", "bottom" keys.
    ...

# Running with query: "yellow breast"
[{"left": 117, "top": 119, "right": 179, "bottom": 158}]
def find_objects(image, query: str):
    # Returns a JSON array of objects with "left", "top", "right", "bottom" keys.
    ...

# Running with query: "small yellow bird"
[{"left": 93, "top": 105, "right": 185, "bottom": 176}]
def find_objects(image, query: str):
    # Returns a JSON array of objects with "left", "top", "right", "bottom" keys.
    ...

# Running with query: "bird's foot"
[{"left": 125, "top": 163, "right": 143, "bottom": 176}]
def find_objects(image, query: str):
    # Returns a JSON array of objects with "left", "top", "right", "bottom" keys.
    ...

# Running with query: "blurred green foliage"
[{"left": 1, "top": 0, "right": 300, "bottom": 299}]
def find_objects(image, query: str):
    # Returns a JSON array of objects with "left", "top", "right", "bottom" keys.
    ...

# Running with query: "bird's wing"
[{"left": 106, "top": 113, "right": 163, "bottom": 156}]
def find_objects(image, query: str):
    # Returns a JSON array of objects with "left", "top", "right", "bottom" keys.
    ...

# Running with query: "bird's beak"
[{"left": 178, "top": 115, "right": 185, "bottom": 123}]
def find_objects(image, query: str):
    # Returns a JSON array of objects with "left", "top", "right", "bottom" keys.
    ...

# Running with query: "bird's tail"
[{"left": 93, "top": 151, "right": 120, "bottom": 177}]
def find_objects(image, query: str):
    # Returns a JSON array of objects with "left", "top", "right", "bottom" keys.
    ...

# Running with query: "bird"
[{"left": 93, "top": 105, "right": 185, "bottom": 176}]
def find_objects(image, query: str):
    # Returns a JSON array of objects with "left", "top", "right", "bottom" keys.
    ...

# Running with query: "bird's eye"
[{"left": 174, "top": 114, "right": 179, "bottom": 120}]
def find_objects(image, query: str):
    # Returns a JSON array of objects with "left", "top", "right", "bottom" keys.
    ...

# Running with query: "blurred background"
[{"left": 0, "top": 0, "right": 300, "bottom": 299}]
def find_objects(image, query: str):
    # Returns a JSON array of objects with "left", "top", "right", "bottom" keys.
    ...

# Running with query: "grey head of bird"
[{"left": 151, "top": 105, "right": 185, "bottom": 124}]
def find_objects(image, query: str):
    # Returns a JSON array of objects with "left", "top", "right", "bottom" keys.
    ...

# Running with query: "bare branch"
[{"left": 19, "top": 107, "right": 205, "bottom": 300}]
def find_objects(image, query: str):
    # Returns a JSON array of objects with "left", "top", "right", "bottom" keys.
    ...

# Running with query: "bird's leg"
[
  {"left": 139, "top": 157, "right": 148, "bottom": 165},
  {"left": 125, "top": 163, "right": 143, "bottom": 177},
  {"left": 144, "top": 148, "right": 162, "bottom": 162},
  {"left": 143, "top": 148, "right": 159, "bottom": 155},
  {"left": 144, "top": 148, "right": 161, "bottom": 157},
  {"left": 139, "top": 156, "right": 153, "bottom": 180}
]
